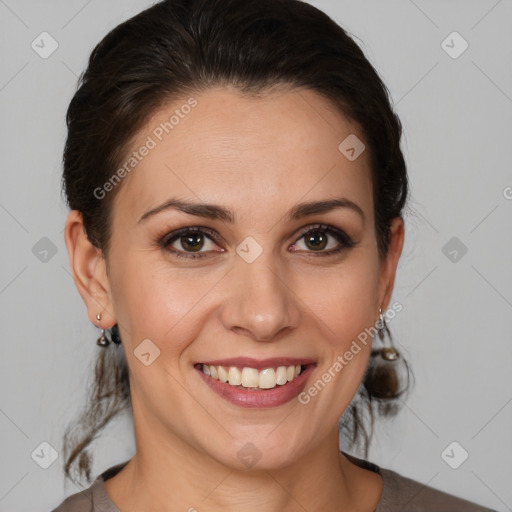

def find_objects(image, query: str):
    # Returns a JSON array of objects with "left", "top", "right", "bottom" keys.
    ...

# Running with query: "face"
[{"left": 68, "top": 85, "right": 403, "bottom": 471}]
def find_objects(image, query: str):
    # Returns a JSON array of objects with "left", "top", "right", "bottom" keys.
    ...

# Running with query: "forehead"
[{"left": 112, "top": 86, "right": 373, "bottom": 226}]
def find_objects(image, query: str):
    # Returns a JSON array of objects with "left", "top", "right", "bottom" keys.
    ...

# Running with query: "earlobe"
[
  {"left": 377, "top": 216, "right": 405, "bottom": 313},
  {"left": 63, "top": 210, "right": 116, "bottom": 328}
]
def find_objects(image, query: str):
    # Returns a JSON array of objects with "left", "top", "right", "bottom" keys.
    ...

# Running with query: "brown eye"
[
  {"left": 177, "top": 232, "right": 205, "bottom": 252},
  {"left": 303, "top": 230, "right": 328, "bottom": 251},
  {"left": 291, "top": 224, "right": 356, "bottom": 256},
  {"left": 158, "top": 223, "right": 356, "bottom": 261},
  {"left": 160, "top": 227, "right": 222, "bottom": 259}
]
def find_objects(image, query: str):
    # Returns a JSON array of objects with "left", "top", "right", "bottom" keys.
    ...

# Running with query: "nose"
[{"left": 221, "top": 253, "right": 301, "bottom": 343}]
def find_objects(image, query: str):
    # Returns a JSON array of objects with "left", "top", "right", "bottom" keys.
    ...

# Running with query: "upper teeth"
[{"left": 201, "top": 364, "right": 303, "bottom": 390}]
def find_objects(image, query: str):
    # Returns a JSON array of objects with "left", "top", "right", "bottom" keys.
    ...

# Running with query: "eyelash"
[{"left": 157, "top": 223, "right": 356, "bottom": 260}]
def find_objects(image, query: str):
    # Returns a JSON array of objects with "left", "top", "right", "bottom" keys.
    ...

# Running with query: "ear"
[
  {"left": 63, "top": 210, "right": 116, "bottom": 329},
  {"left": 376, "top": 216, "right": 405, "bottom": 313}
]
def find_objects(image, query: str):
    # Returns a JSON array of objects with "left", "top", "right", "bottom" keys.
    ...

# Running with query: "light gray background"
[{"left": 0, "top": 1, "right": 511, "bottom": 511}]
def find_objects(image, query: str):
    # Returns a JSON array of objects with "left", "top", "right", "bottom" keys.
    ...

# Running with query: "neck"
[{"left": 105, "top": 425, "right": 371, "bottom": 511}]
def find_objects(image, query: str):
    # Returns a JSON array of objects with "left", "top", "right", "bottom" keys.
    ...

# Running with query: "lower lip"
[{"left": 195, "top": 364, "right": 316, "bottom": 408}]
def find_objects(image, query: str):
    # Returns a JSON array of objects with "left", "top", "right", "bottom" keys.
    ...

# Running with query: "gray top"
[{"left": 52, "top": 452, "right": 497, "bottom": 511}]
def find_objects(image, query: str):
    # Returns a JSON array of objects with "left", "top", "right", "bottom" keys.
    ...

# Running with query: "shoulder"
[
  {"left": 341, "top": 451, "right": 497, "bottom": 512},
  {"left": 51, "top": 480, "right": 97, "bottom": 512},
  {"left": 378, "top": 466, "right": 498, "bottom": 512},
  {"left": 51, "top": 461, "right": 129, "bottom": 512}
]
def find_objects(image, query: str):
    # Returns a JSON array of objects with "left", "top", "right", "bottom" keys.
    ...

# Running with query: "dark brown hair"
[{"left": 61, "top": 0, "right": 413, "bottom": 485}]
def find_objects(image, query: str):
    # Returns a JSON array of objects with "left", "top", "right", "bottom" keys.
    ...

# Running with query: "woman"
[{"left": 52, "top": 0, "right": 496, "bottom": 510}]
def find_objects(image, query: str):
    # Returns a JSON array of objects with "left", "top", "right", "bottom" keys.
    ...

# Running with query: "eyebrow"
[{"left": 137, "top": 197, "right": 365, "bottom": 225}]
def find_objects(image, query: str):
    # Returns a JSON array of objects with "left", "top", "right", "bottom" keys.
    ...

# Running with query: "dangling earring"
[
  {"left": 376, "top": 308, "right": 399, "bottom": 361},
  {"left": 365, "top": 307, "right": 410, "bottom": 402},
  {"left": 95, "top": 313, "right": 110, "bottom": 347}
]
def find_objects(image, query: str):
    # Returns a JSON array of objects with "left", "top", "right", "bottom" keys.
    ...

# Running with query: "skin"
[{"left": 65, "top": 85, "right": 404, "bottom": 512}]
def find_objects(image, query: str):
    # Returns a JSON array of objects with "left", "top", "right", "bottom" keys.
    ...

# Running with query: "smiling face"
[{"left": 69, "top": 85, "right": 404, "bottom": 472}]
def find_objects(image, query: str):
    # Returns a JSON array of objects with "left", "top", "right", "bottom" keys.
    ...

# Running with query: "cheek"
[
  {"left": 299, "top": 258, "right": 380, "bottom": 344},
  {"left": 289, "top": 262, "right": 379, "bottom": 430},
  {"left": 107, "top": 249, "right": 195, "bottom": 350},
  {"left": 298, "top": 257, "right": 380, "bottom": 406},
  {"left": 118, "top": 285, "right": 189, "bottom": 345},
  {"left": 108, "top": 252, "right": 231, "bottom": 378}
]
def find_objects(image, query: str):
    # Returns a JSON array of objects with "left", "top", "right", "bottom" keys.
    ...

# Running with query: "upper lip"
[{"left": 196, "top": 357, "right": 316, "bottom": 370}]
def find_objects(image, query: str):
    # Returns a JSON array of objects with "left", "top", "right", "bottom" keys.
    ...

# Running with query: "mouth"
[
  {"left": 194, "top": 362, "right": 308, "bottom": 390},
  {"left": 193, "top": 358, "right": 316, "bottom": 408}
]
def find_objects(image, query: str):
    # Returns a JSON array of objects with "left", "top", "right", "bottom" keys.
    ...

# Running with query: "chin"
[{"left": 203, "top": 427, "right": 310, "bottom": 472}]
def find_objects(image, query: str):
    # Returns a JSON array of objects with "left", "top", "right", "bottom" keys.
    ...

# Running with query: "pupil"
[
  {"left": 182, "top": 233, "right": 203, "bottom": 252},
  {"left": 306, "top": 231, "right": 327, "bottom": 251}
]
